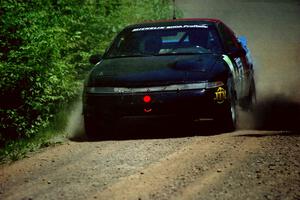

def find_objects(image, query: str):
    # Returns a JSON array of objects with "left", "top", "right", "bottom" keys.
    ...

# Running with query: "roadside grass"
[
  {"left": 0, "top": 103, "right": 73, "bottom": 163},
  {"left": 0, "top": 1, "right": 181, "bottom": 164}
]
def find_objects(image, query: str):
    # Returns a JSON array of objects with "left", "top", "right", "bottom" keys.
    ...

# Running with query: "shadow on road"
[
  {"left": 252, "top": 95, "right": 300, "bottom": 132},
  {"left": 235, "top": 131, "right": 300, "bottom": 138}
]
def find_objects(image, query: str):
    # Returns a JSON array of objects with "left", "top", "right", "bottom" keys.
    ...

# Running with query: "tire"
[
  {"left": 222, "top": 96, "right": 237, "bottom": 132},
  {"left": 215, "top": 79, "right": 237, "bottom": 132},
  {"left": 247, "top": 79, "right": 257, "bottom": 110},
  {"left": 84, "top": 115, "right": 114, "bottom": 140},
  {"left": 84, "top": 115, "right": 99, "bottom": 140},
  {"left": 240, "top": 78, "right": 256, "bottom": 111}
]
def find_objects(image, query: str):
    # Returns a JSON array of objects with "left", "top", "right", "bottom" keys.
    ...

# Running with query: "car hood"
[{"left": 87, "top": 54, "right": 220, "bottom": 87}]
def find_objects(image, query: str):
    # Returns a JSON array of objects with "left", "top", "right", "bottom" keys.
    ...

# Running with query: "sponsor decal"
[
  {"left": 234, "top": 57, "right": 244, "bottom": 77},
  {"left": 132, "top": 24, "right": 208, "bottom": 32},
  {"left": 234, "top": 57, "right": 243, "bottom": 69},
  {"left": 214, "top": 87, "right": 226, "bottom": 104}
]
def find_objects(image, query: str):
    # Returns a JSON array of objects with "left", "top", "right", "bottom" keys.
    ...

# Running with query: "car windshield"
[{"left": 105, "top": 24, "right": 223, "bottom": 58}]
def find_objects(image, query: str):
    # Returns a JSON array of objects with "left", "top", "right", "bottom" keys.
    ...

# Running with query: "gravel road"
[{"left": 1, "top": 0, "right": 300, "bottom": 199}]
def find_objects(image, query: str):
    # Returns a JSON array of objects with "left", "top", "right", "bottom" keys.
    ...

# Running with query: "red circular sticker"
[{"left": 143, "top": 95, "right": 151, "bottom": 103}]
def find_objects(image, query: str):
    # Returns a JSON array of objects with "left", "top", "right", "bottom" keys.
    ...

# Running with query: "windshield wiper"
[
  {"left": 106, "top": 54, "right": 154, "bottom": 59},
  {"left": 155, "top": 52, "right": 213, "bottom": 56}
]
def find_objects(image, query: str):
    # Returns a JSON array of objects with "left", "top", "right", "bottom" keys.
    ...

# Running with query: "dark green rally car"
[{"left": 83, "top": 18, "right": 256, "bottom": 138}]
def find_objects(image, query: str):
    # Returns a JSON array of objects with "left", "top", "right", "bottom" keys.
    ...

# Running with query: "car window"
[
  {"left": 219, "top": 24, "right": 237, "bottom": 51},
  {"left": 105, "top": 24, "right": 223, "bottom": 58}
]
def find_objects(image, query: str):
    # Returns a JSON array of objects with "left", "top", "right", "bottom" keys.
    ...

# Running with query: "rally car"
[{"left": 83, "top": 18, "right": 256, "bottom": 138}]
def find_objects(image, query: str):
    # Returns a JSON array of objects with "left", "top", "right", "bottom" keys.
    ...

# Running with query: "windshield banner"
[{"left": 132, "top": 24, "right": 208, "bottom": 32}]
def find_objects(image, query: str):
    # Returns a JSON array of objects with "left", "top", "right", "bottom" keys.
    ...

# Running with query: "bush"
[{"left": 0, "top": 0, "right": 173, "bottom": 147}]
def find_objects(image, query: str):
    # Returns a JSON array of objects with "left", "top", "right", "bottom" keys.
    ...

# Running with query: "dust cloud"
[
  {"left": 65, "top": 101, "right": 85, "bottom": 139},
  {"left": 178, "top": 0, "right": 300, "bottom": 130}
]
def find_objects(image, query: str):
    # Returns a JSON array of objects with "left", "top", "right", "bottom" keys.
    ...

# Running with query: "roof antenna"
[{"left": 172, "top": 0, "right": 176, "bottom": 20}]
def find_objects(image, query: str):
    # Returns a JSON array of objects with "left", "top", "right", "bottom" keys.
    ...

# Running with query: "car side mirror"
[{"left": 89, "top": 54, "right": 102, "bottom": 65}]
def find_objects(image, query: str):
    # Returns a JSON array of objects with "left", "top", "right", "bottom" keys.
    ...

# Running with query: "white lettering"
[{"left": 132, "top": 24, "right": 208, "bottom": 32}]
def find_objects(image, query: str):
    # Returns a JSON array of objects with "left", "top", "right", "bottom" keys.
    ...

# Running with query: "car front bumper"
[{"left": 83, "top": 86, "right": 228, "bottom": 121}]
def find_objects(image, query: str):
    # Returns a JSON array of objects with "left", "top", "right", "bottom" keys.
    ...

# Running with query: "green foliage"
[
  {"left": 0, "top": 103, "right": 69, "bottom": 163},
  {"left": 0, "top": 0, "right": 172, "bottom": 148}
]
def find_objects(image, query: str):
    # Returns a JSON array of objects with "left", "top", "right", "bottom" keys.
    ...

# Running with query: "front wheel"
[
  {"left": 215, "top": 81, "right": 237, "bottom": 132},
  {"left": 221, "top": 97, "right": 237, "bottom": 132},
  {"left": 84, "top": 115, "right": 115, "bottom": 140},
  {"left": 84, "top": 115, "right": 99, "bottom": 140}
]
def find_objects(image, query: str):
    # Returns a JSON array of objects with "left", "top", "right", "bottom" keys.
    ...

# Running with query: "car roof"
[
  {"left": 126, "top": 18, "right": 223, "bottom": 29},
  {"left": 151, "top": 18, "right": 222, "bottom": 23}
]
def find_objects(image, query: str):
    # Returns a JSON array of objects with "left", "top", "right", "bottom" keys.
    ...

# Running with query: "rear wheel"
[
  {"left": 240, "top": 78, "right": 256, "bottom": 111},
  {"left": 248, "top": 79, "right": 257, "bottom": 110}
]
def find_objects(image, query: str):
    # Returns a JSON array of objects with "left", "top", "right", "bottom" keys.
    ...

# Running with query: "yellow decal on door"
[{"left": 214, "top": 87, "right": 227, "bottom": 104}]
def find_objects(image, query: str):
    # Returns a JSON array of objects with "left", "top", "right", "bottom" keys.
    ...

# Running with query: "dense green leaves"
[{"left": 0, "top": 0, "right": 173, "bottom": 146}]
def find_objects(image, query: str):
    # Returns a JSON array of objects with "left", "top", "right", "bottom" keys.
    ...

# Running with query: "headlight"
[
  {"left": 205, "top": 81, "right": 224, "bottom": 89},
  {"left": 85, "top": 81, "right": 224, "bottom": 94},
  {"left": 86, "top": 87, "right": 115, "bottom": 93}
]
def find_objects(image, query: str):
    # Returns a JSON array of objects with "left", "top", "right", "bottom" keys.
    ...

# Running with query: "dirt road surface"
[{"left": 1, "top": 1, "right": 300, "bottom": 200}]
